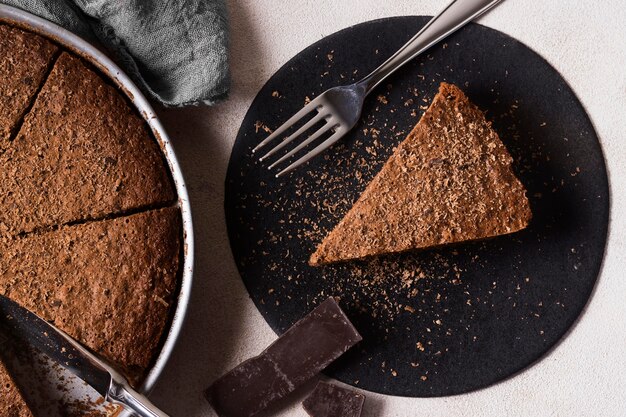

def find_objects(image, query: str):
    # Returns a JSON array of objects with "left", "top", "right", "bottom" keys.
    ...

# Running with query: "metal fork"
[{"left": 253, "top": 0, "right": 504, "bottom": 177}]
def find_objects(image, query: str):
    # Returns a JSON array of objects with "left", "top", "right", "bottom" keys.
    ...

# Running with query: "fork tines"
[{"left": 253, "top": 97, "right": 344, "bottom": 177}]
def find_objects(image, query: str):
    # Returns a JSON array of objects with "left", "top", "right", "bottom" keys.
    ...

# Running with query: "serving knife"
[{"left": 0, "top": 294, "right": 169, "bottom": 417}]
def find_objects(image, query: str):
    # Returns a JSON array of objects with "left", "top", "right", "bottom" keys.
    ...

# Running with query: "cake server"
[
  {"left": 0, "top": 294, "right": 169, "bottom": 417},
  {"left": 254, "top": 0, "right": 504, "bottom": 177}
]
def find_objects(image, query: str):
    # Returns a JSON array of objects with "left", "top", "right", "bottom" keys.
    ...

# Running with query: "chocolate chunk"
[
  {"left": 303, "top": 382, "right": 365, "bottom": 417},
  {"left": 205, "top": 297, "right": 362, "bottom": 417}
]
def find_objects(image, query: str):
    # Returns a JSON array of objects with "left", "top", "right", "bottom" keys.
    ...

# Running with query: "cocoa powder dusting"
[
  {"left": 310, "top": 83, "right": 531, "bottom": 266},
  {"left": 0, "top": 25, "right": 182, "bottom": 416}
]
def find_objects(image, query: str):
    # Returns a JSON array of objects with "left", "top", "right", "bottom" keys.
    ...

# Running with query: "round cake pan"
[{"left": 0, "top": 3, "right": 194, "bottom": 412}]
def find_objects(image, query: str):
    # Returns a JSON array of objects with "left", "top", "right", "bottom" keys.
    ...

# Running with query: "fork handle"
[{"left": 358, "top": 0, "right": 503, "bottom": 95}]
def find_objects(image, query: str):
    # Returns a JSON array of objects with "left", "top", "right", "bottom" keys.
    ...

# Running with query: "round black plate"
[{"left": 224, "top": 17, "right": 609, "bottom": 397}]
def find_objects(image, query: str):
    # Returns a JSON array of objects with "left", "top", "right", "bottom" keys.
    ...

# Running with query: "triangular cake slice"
[
  {"left": 0, "top": 25, "right": 58, "bottom": 146},
  {"left": 310, "top": 83, "right": 531, "bottom": 266},
  {"left": 0, "top": 52, "right": 175, "bottom": 235},
  {"left": 0, "top": 207, "right": 181, "bottom": 385}
]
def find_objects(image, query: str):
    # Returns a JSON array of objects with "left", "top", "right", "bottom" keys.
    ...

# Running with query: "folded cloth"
[{"left": 2, "top": 0, "right": 230, "bottom": 106}]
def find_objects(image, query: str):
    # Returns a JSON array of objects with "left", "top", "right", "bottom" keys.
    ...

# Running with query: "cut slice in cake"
[
  {"left": 0, "top": 207, "right": 181, "bottom": 385},
  {"left": 310, "top": 82, "right": 531, "bottom": 266},
  {"left": 0, "top": 52, "right": 175, "bottom": 235},
  {"left": 0, "top": 25, "right": 58, "bottom": 146},
  {"left": 0, "top": 26, "right": 182, "bottom": 415}
]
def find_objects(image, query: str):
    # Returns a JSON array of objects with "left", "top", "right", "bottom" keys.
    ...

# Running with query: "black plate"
[{"left": 224, "top": 17, "right": 609, "bottom": 397}]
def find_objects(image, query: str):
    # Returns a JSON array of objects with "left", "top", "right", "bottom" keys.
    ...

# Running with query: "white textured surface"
[{"left": 149, "top": 1, "right": 626, "bottom": 416}]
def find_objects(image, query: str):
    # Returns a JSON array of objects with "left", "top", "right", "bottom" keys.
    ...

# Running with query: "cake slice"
[
  {"left": 0, "top": 25, "right": 58, "bottom": 146},
  {"left": 0, "top": 362, "right": 33, "bottom": 417},
  {"left": 0, "top": 207, "right": 181, "bottom": 384},
  {"left": 0, "top": 52, "right": 175, "bottom": 235},
  {"left": 310, "top": 83, "right": 531, "bottom": 266}
]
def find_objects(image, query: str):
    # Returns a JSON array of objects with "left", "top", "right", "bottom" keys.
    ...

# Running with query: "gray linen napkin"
[{"left": 2, "top": 0, "right": 230, "bottom": 106}]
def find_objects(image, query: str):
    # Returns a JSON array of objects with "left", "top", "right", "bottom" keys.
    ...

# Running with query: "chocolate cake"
[
  {"left": 0, "top": 25, "right": 182, "bottom": 415},
  {"left": 0, "top": 25, "right": 57, "bottom": 147},
  {"left": 0, "top": 208, "right": 180, "bottom": 383},
  {"left": 310, "top": 83, "right": 531, "bottom": 265},
  {"left": 0, "top": 52, "right": 175, "bottom": 235}
]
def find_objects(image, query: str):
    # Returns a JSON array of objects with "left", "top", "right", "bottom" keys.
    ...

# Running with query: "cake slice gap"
[
  {"left": 0, "top": 25, "right": 58, "bottom": 147},
  {"left": 310, "top": 82, "right": 531, "bottom": 266}
]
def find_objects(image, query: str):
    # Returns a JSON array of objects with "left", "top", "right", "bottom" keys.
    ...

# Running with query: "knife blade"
[
  {"left": 0, "top": 293, "right": 112, "bottom": 397},
  {"left": 0, "top": 294, "right": 169, "bottom": 417}
]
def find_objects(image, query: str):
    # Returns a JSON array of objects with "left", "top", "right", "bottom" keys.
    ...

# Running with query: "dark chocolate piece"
[
  {"left": 205, "top": 297, "right": 362, "bottom": 417},
  {"left": 303, "top": 382, "right": 365, "bottom": 417}
]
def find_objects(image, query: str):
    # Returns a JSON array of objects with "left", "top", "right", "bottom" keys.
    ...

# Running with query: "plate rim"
[{"left": 224, "top": 15, "right": 611, "bottom": 397}]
